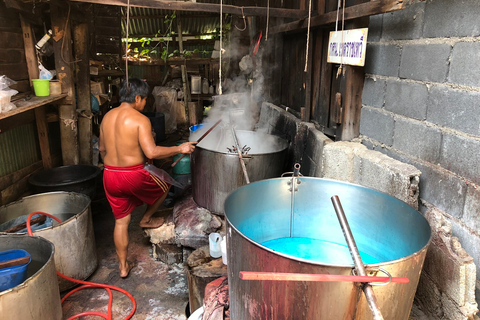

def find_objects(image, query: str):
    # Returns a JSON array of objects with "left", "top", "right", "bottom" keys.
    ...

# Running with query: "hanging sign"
[{"left": 327, "top": 28, "right": 368, "bottom": 67}]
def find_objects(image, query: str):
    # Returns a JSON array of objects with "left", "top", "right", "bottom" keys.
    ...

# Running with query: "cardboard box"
[{"left": 90, "top": 81, "right": 105, "bottom": 95}]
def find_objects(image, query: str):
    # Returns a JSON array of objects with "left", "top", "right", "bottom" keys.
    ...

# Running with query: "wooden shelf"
[{"left": 0, "top": 94, "right": 67, "bottom": 120}]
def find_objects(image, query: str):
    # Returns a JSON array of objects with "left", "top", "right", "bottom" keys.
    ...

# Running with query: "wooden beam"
[
  {"left": 68, "top": 0, "right": 308, "bottom": 19},
  {"left": 4, "top": 0, "right": 43, "bottom": 25},
  {"left": 270, "top": 0, "right": 406, "bottom": 34},
  {"left": 34, "top": 106, "right": 53, "bottom": 169},
  {"left": 19, "top": 16, "right": 38, "bottom": 87}
]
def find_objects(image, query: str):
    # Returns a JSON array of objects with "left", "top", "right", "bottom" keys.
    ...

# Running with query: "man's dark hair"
[{"left": 119, "top": 78, "right": 150, "bottom": 103}]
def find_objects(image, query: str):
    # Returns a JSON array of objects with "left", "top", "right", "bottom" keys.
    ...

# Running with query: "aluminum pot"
[
  {"left": 190, "top": 127, "right": 288, "bottom": 214},
  {"left": 0, "top": 192, "right": 98, "bottom": 292},
  {"left": 224, "top": 177, "right": 431, "bottom": 320},
  {"left": 0, "top": 234, "right": 62, "bottom": 320}
]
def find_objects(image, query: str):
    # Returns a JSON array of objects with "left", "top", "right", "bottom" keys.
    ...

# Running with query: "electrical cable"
[
  {"left": 26, "top": 211, "right": 136, "bottom": 320},
  {"left": 304, "top": 0, "right": 312, "bottom": 72},
  {"left": 219, "top": 0, "right": 223, "bottom": 95},
  {"left": 125, "top": 0, "right": 130, "bottom": 86}
]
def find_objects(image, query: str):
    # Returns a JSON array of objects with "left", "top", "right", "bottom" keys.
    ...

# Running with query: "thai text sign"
[{"left": 327, "top": 28, "right": 368, "bottom": 66}]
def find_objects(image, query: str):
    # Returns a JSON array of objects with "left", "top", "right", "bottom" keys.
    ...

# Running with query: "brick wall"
[{"left": 360, "top": 0, "right": 480, "bottom": 318}]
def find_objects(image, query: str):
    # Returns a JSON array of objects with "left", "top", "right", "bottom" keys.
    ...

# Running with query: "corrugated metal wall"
[{"left": 0, "top": 124, "right": 40, "bottom": 177}]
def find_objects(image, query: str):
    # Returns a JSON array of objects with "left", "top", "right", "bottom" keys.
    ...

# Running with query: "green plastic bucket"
[{"left": 32, "top": 79, "right": 50, "bottom": 97}]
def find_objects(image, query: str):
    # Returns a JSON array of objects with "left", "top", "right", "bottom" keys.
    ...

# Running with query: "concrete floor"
[{"left": 61, "top": 195, "right": 190, "bottom": 320}]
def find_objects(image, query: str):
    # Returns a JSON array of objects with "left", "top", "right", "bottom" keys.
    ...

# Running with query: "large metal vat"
[
  {"left": 190, "top": 127, "right": 288, "bottom": 214},
  {"left": 0, "top": 234, "right": 62, "bottom": 320},
  {"left": 0, "top": 192, "right": 98, "bottom": 291},
  {"left": 225, "top": 177, "right": 431, "bottom": 320}
]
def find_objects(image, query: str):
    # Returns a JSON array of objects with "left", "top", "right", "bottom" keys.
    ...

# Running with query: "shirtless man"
[{"left": 99, "top": 78, "right": 196, "bottom": 277}]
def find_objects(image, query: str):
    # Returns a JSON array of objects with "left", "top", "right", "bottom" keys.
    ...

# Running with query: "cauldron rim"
[
  {"left": 28, "top": 165, "right": 101, "bottom": 187},
  {"left": 224, "top": 176, "right": 433, "bottom": 268}
]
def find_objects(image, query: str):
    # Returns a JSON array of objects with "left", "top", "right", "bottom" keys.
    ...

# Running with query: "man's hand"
[{"left": 178, "top": 141, "right": 197, "bottom": 154}]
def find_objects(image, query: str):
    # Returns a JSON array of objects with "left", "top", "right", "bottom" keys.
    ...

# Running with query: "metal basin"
[
  {"left": 0, "top": 234, "right": 62, "bottom": 320},
  {"left": 224, "top": 177, "right": 431, "bottom": 320},
  {"left": 0, "top": 192, "right": 98, "bottom": 292},
  {"left": 190, "top": 127, "right": 288, "bottom": 214}
]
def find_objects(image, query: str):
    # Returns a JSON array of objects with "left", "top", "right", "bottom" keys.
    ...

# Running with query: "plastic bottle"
[{"left": 35, "top": 30, "right": 53, "bottom": 50}]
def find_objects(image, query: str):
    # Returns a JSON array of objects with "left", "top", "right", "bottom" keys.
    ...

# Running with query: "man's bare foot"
[
  {"left": 139, "top": 216, "right": 165, "bottom": 229},
  {"left": 120, "top": 261, "right": 134, "bottom": 278}
]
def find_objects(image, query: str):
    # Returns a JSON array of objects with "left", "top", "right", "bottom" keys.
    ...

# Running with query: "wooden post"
[
  {"left": 73, "top": 22, "right": 93, "bottom": 165},
  {"left": 19, "top": 16, "right": 39, "bottom": 85},
  {"left": 51, "top": 0, "right": 79, "bottom": 165},
  {"left": 177, "top": 13, "right": 191, "bottom": 123},
  {"left": 34, "top": 107, "right": 53, "bottom": 170}
]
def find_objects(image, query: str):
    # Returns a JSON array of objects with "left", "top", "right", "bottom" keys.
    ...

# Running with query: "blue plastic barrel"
[{"left": 0, "top": 249, "right": 31, "bottom": 291}]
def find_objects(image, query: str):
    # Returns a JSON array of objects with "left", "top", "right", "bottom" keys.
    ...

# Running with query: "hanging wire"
[
  {"left": 61, "top": 3, "right": 82, "bottom": 64},
  {"left": 125, "top": 0, "right": 130, "bottom": 87},
  {"left": 303, "top": 0, "right": 312, "bottom": 72},
  {"left": 219, "top": 0, "right": 223, "bottom": 95},
  {"left": 336, "top": 0, "right": 346, "bottom": 78},
  {"left": 265, "top": 0, "right": 270, "bottom": 41},
  {"left": 234, "top": 7, "right": 246, "bottom": 31}
]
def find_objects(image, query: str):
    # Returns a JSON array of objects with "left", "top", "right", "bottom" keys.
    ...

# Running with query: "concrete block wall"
[{"left": 360, "top": 0, "right": 480, "bottom": 318}]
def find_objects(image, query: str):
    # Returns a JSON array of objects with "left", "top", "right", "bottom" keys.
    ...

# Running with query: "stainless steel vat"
[
  {"left": 224, "top": 177, "right": 432, "bottom": 320},
  {"left": 0, "top": 234, "right": 62, "bottom": 320},
  {"left": 0, "top": 192, "right": 98, "bottom": 292},
  {"left": 190, "top": 128, "right": 288, "bottom": 215}
]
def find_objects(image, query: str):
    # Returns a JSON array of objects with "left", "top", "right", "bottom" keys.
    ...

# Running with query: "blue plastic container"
[
  {"left": 0, "top": 249, "right": 31, "bottom": 291},
  {"left": 189, "top": 124, "right": 204, "bottom": 134}
]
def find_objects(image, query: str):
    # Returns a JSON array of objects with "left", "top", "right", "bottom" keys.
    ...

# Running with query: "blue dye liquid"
[{"left": 261, "top": 237, "right": 381, "bottom": 265}]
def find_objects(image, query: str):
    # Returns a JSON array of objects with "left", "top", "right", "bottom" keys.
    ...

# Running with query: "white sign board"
[{"left": 327, "top": 28, "right": 368, "bottom": 67}]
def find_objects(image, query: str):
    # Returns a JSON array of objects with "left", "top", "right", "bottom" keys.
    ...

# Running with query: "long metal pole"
[
  {"left": 331, "top": 195, "right": 384, "bottom": 320},
  {"left": 230, "top": 127, "right": 250, "bottom": 184}
]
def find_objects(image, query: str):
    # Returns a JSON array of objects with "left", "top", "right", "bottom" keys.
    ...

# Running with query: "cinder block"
[
  {"left": 464, "top": 183, "right": 480, "bottom": 231},
  {"left": 427, "top": 86, "right": 480, "bottom": 137},
  {"left": 440, "top": 133, "right": 480, "bottom": 184},
  {"left": 382, "top": 1, "right": 425, "bottom": 40},
  {"left": 414, "top": 160, "right": 467, "bottom": 218},
  {"left": 415, "top": 272, "right": 444, "bottom": 319},
  {"left": 362, "top": 77, "right": 385, "bottom": 108},
  {"left": 423, "top": 0, "right": 480, "bottom": 38},
  {"left": 303, "top": 123, "right": 332, "bottom": 176},
  {"left": 322, "top": 141, "right": 367, "bottom": 182},
  {"left": 365, "top": 44, "right": 401, "bottom": 77},
  {"left": 258, "top": 102, "right": 282, "bottom": 132},
  {"left": 153, "top": 243, "right": 183, "bottom": 265},
  {"left": 359, "top": 107, "right": 394, "bottom": 146},
  {"left": 393, "top": 117, "right": 442, "bottom": 163},
  {"left": 385, "top": 79, "right": 428, "bottom": 120},
  {"left": 399, "top": 44, "right": 451, "bottom": 82},
  {"left": 354, "top": 148, "right": 421, "bottom": 208},
  {"left": 449, "top": 42, "right": 480, "bottom": 88},
  {"left": 367, "top": 14, "right": 383, "bottom": 42}
]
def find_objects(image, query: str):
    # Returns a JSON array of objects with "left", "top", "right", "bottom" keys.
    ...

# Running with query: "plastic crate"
[{"left": 0, "top": 249, "right": 31, "bottom": 292}]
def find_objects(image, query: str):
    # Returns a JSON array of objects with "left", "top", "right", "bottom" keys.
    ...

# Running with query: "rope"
[
  {"left": 336, "top": 0, "right": 346, "bottom": 78},
  {"left": 234, "top": 7, "right": 246, "bottom": 31},
  {"left": 125, "top": 0, "right": 130, "bottom": 86},
  {"left": 266, "top": 0, "right": 270, "bottom": 41},
  {"left": 219, "top": 0, "right": 223, "bottom": 95},
  {"left": 303, "top": 0, "right": 312, "bottom": 72}
]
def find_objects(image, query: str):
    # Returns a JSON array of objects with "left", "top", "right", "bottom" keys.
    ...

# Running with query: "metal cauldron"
[
  {"left": 190, "top": 127, "right": 288, "bottom": 214},
  {"left": 0, "top": 234, "right": 62, "bottom": 320},
  {"left": 0, "top": 192, "right": 98, "bottom": 292},
  {"left": 224, "top": 177, "right": 431, "bottom": 319}
]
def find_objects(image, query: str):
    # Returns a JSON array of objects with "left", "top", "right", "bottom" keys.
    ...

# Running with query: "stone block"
[
  {"left": 414, "top": 160, "right": 467, "bottom": 219},
  {"left": 359, "top": 107, "right": 394, "bottom": 146},
  {"left": 464, "top": 183, "right": 480, "bottom": 231},
  {"left": 423, "top": 0, "right": 480, "bottom": 38},
  {"left": 440, "top": 133, "right": 480, "bottom": 184},
  {"left": 143, "top": 208, "right": 176, "bottom": 245},
  {"left": 393, "top": 117, "right": 442, "bottom": 163},
  {"left": 367, "top": 14, "right": 383, "bottom": 42},
  {"left": 449, "top": 42, "right": 480, "bottom": 88},
  {"left": 365, "top": 44, "right": 401, "bottom": 77},
  {"left": 385, "top": 79, "right": 428, "bottom": 120},
  {"left": 257, "top": 102, "right": 282, "bottom": 132},
  {"left": 153, "top": 243, "right": 183, "bottom": 265},
  {"left": 399, "top": 43, "right": 451, "bottom": 82},
  {"left": 415, "top": 272, "right": 444, "bottom": 319},
  {"left": 303, "top": 123, "right": 332, "bottom": 176},
  {"left": 362, "top": 77, "right": 385, "bottom": 108},
  {"left": 322, "top": 141, "right": 367, "bottom": 182},
  {"left": 427, "top": 86, "right": 480, "bottom": 137},
  {"left": 382, "top": 1, "right": 425, "bottom": 40}
]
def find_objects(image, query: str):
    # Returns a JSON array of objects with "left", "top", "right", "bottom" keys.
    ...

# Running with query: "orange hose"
[{"left": 27, "top": 212, "right": 136, "bottom": 320}]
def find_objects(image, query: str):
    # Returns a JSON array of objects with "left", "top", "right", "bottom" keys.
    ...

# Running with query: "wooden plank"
[
  {"left": 74, "top": 22, "right": 93, "bottom": 165},
  {"left": 51, "top": 0, "right": 79, "bottom": 165},
  {"left": 0, "top": 49, "right": 25, "bottom": 64},
  {"left": 0, "top": 94, "right": 67, "bottom": 121},
  {"left": 69, "top": 0, "right": 308, "bottom": 19},
  {"left": 3, "top": 0, "right": 43, "bottom": 26},
  {"left": 0, "top": 63, "right": 29, "bottom": 81},
  {"left": 0, "top": 110, "right": 34, "bottom": 133},
  {"left": 0, "top": 31, "right": 24, "bottom": 48},
  {"left": 19, "top": 16, "right": 38, "bottom": 87},
  {"left": 270, "top": 0, "right": 406, "bottom": 34},
  {"left": 0, "top": 160, "right": 42, "bottom": 191},
  {"left": 34, "top": 106, "right": 52, "bottom": 170}
]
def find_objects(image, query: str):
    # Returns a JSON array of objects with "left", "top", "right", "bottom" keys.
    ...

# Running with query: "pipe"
[
  {"left": 239, "top": 271, "right": 409, "bottom": 283},
  {"left": 230, "top": 126, "right": 250, "bottom": 184},
  {"left": 171, "top": 119, "right": 222, "bottom": 167},
  {"left": 331, "top": 195, "right": 384, "bottom": 320}
]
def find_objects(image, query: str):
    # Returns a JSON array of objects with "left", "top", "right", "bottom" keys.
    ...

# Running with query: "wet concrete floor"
[{"left": 61, "top": 194, "right": 189, "bottom": 320}]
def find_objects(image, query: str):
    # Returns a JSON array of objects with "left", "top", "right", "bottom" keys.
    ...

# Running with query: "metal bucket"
[
  {"left": 190, "top": 128, "right": 288, "bottom": 214},
  {"left": 0, "top": 192, "right": 98, "bottom": 292},
  {"left": 224, "top": 177, "right": 431, "bottom": 319},
  {"left": 0, "top": 234, "right": 62, "bottom": 320}
]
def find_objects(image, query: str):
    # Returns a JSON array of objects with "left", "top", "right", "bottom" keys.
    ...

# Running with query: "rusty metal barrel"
[
  {"left": 0, "top": 192, "right": 98, "bottom": 291},
  {"left": 224, "top": 177, "right": 431, "bottom": 320},
  {"left": 0, "top": 234, "right": 62, "bottom": 320}
]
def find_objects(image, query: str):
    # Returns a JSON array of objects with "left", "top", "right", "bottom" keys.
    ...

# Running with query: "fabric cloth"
[{"left": 103, "top": 163, "right": 170, "bottom": 219}]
